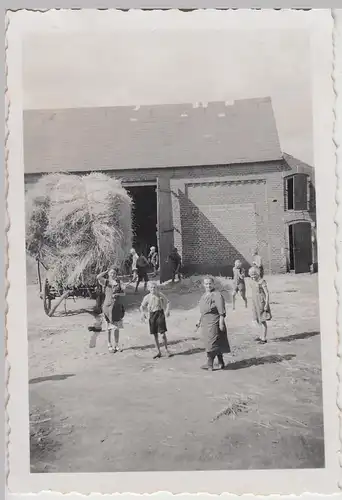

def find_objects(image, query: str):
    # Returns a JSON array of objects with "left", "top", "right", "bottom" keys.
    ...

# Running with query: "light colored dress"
[
  {"left": 250, "top": 278, "right": 272, "bottom": 323},
  {"left": 199, "top": 290, "right": 230, "bottom": 355},
  {"left": 253, "top": 254, "right": 264, "bottom": 278}
]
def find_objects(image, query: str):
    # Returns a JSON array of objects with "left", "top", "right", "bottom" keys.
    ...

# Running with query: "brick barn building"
[{"left": 23, "top": 97, "right": 317, "bottom": 282}]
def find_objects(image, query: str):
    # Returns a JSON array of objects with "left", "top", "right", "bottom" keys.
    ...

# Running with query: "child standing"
[
  {"left": 232, "top": 259, "right": 247, "bottom": 310},
  {"left": 95, "top": 268, "right": 126, "bottom": 353},
  {"left": 135, "top": 253, "right": 150, "bottom": 292},
  {"left": 252, "top": 248, "right": 264, "bottom": 279},
  {"left": 168, "top": 247, "right": 182, "bottom": 283},
  {"left": 248, "top": 266, "right": 271, "bottom": 344},
  {"left": 148, "top": 246, "right": 159, "bottom": 276},
  {"left": 129, "top": 248, "right": 139, "bottom": 283},
  {"left": 140, "top": 282, "right": 171, "bottom": 359}
]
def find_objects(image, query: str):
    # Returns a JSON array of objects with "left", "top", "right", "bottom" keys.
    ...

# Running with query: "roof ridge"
[
  {"left": 24, "top": 97, "right": 282, "bottom": 174},
  {"left": 23, "top": 96, "right": 273, "bottom": 114}
]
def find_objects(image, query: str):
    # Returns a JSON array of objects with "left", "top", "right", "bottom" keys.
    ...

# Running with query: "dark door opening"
[
  {"left": 125, "top": 184, "right": 158, "bottom": 257},
  {"left": 288, "top": 222, "right": 312, "bottom": 274}
]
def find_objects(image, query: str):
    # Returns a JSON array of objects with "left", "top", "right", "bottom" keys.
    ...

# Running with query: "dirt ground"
[{"left": 28, "top": 273, "right": 324, "bottom": 473}]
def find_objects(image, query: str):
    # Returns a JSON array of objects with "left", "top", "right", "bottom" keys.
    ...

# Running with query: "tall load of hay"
[{"left": 26, "top": 172, "right": 132, "bottom": 288}]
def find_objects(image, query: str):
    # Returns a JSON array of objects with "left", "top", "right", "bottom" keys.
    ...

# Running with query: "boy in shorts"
[
  {"left": 232, "top": 259, "right": 247, "bottom": 310},
  {"left": 140, "top": 282, "right": 171, "bottom": 358}
]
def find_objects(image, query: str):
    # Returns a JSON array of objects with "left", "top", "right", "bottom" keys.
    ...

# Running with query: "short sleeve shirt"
[{"left": 141, "top": 292, "right": 169, "bottom": 313}]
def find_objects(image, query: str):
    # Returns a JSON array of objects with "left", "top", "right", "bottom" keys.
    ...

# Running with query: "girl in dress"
[
  {"left": 248, "top": 266, "right": 271, "bottom": 344},
  {"left": 252, "top": 248, "right": 264, "bottom": 279},
  {"left": 197, "top": 276, "right": 230, "bottom": 371},
  {"left": 96, "top": 267, "right": 125, "bottom": 353}
]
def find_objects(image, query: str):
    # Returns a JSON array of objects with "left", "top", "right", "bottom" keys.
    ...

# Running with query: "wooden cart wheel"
[{"left": 43, "top": 279, "right": 52, "bottom": 316}]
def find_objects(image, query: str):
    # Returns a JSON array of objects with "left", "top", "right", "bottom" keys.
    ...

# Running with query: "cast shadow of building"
[{"left": 178, "top": 191, "right": 251, "bottom": 277}]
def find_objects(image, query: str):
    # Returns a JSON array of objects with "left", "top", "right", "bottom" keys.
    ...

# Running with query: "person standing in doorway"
[
  {"left": 129, "top": 248, "right": 139, "bottom": 284},
  {"left": 232, "top": 259, "right": 247, "bottom": 310},
  {"left": 252, "top": 248, "right": 264, "bottom": 278},
  {"left": 135, "top": 253, "right": 150, "bottom": 293},
  {"left": 168, "top": 247, "right": 182, "bottom": 283},
  {"left": 148, "top": 246, "right": 159, "bottom": 277}
]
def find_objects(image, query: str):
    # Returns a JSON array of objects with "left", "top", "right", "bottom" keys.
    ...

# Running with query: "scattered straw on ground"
[{"left": 211, "top": 395, "right": 254, "bottom": 422}]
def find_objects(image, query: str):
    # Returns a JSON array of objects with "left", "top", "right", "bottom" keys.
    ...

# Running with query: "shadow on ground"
[
  {"left": 125, "top": 336, "right": 200, "bottom": 352},
  {"left": 272, "top": 331, "right": 320, "bottom": 343},
  {"left": 175, "top": 347, "right": 205, "bottom": 356},
  {"left": 29, "top": 374, "right": 75, "bottom": 384},
  {"left": 224, "top": 354, "right": 296, "bottom": 371}
]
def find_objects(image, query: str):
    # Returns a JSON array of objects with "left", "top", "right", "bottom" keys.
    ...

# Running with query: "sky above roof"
[{"left": 22, "top": 20, "right": 313, "bottom": 165}]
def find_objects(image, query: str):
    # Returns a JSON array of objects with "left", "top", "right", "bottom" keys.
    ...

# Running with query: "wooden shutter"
[
  {"left": 294, "top": 174, "right": 308, "bottom": 211},
  {"left": 309, "top": 180, "right": 316, "bottom": 212}
]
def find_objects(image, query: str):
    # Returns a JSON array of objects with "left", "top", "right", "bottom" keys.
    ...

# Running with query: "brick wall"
[{"left": 170, "top": 166, "right": 287, "bottom": 275}]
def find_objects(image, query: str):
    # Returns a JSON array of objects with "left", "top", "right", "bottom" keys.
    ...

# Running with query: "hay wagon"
[
  {"left": 36, "top": 258, "right": 102, "bottom": 316},
  {"left": 26, "top": 172, "right": 135, "bottom": 317},
  {"left": 36, "top": 258, "right": 157, "bottom": 317}
]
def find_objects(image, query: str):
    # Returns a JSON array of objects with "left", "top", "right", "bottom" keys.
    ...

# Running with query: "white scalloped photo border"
[{"left": 4, "top": 7, "right": 341, "bottom": 497}]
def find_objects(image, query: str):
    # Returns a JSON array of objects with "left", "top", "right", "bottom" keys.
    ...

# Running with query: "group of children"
[
  {"left": 89, "top": 249, "right": 271, "bottom": 357},
  {"left": 127, "top": 246, "right": 182, "bottom": 293},
  {"left": 89, "top": 268, "right": 172, "bottom": 357}
]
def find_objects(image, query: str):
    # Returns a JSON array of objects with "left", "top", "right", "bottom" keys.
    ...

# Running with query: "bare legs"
[
  {"left": 232, "top": 291, "right": 237, "bottom": 310},
  {"left": 260, "top": 321, "right": 267, "bottom": 342},
  {"left": 108, "top": 327, "right": 121, "bottom": 353},
  {"left": 153, "top": 332, "right": 170, "bottom": 358},
  {"left": 232, "top": 290, "right": 247, "bottom": 310},
  {"left": 153, "top": 334, "right": 161, "bottom": 358},
  {"left": 253, "top": 320, "right": 267, "bottom": 343}
]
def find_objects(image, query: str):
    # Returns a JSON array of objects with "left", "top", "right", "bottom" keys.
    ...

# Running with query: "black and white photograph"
[{"left": 5, "top": 8, "right": 339, "bottom": 496}]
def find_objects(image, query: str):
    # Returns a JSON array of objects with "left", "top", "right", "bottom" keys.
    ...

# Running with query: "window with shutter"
[
  {"left": 284, "top": 174, "right": 309, "bottom": 211},
  {"left": 309, "top": 181, "right": 316, "bottom": 212},
  {"left": 293, "top": 173, "right": 308, "bottom": 210}
]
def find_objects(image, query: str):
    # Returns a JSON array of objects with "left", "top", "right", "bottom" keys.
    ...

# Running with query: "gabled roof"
[
  {"left": 283, "top": 152, "right": 314, "bottom": 183},
  {"left": 23, "top": 97, "right": 282, "bottom": 175}
]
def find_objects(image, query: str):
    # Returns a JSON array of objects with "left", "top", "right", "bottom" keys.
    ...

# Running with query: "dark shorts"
[
  {"left": 149, "top": 310, "right": 167, "bottom": 336},
  {"left": 138, "top": 269, "right": 149, "bottom": 281}
]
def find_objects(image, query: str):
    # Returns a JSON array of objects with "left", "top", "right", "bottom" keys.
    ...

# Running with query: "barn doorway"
[
  {"left": 125, "top": 184, "right": 158, "bottom": 257},
  {"left": 288, "top": 222, "right": 312, "bottom": 274}
]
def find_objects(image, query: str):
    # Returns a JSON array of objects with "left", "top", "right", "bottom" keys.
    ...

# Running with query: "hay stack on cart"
[{"left": 26, "top": 172, "right": 132, "bottom": 316}]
